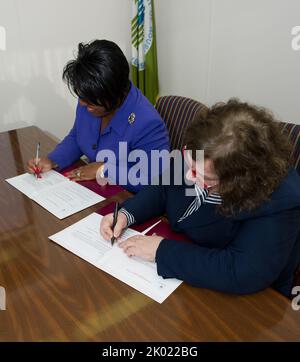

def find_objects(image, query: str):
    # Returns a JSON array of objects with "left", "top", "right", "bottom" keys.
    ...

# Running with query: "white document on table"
[
  {"left": 49, "top": 213, "right": 182, "bottom": 303},
  {"left": 6, "top": 170, "right": 105, "bottom": 219}
]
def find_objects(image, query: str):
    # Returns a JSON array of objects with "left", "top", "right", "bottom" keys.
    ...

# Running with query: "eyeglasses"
[
  {"left": 182, "top": 146, "right": 218, "bottom": 189},
  {"left": 182, "top": 146, "right": 197, "bottom": 178}
]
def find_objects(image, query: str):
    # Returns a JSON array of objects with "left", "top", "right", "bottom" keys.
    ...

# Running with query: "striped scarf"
[{"left": 178, "top": 184, "right": 222, "bottom": 222}]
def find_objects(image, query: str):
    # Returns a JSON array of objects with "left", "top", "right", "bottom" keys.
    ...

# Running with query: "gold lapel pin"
[{"left": 128, "top": 112, "right": 136, "bottom": 124}]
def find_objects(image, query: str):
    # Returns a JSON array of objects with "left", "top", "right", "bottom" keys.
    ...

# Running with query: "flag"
[{"left": 131, "top": 0, "right": 158, "bottom": 105}]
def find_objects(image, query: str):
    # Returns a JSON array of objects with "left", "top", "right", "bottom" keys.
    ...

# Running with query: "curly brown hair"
[{"left": 184, "top": 99, "right": 292, "bottom": 215}]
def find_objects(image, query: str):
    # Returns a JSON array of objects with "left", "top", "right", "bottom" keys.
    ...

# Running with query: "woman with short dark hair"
[
  {"left": 63, "top": 40, "right": 131, "bottom": 113},
  {"left": 101, "top": 99, "right": 300, "bottom": 297},
  {"left": 27, "top": 39, "right": 169, "bottom": 192}
]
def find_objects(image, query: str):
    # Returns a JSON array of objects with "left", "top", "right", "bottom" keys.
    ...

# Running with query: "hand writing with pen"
[
  {"left": 100, "top": 212, "right": 163, "bottom": 262},
  {"left": 27, "top": 157, "right": 55, "bottom": 177},
  {"left": 27, "top": 143, "right": 52, "bottom": 179}
]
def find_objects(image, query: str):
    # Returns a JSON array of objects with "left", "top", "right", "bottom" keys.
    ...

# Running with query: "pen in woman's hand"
[
  {"left": 111, "top": 202, "right": 119, "bottom": 246},
  {"left": 34, "top": 142, "right": 41, "bottom": 178}
]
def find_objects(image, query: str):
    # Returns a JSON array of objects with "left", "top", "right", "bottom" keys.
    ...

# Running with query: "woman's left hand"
[
  {"left": 118, "top": 234, "right": 164, "bottom": 262},
  {"left": 66, "top": 162, "right": 103, "bottom": 181}
]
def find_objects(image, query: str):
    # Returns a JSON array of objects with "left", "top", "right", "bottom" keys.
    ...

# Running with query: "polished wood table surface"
[{"left": 0, "top": 126, "right": 300, "bottom": 341}]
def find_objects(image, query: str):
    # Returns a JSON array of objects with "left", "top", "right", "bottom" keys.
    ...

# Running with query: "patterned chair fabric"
[
  {"left": 280, "top": 122, "right": 300, "bottom": 289},
  {"left": 155, "top": 96, "right": 206, "bottom": 151},
  {"left": 279, "top": 122, "right": 300, "bottom": 175},
  {"left": 156, "top": 96, "right": 300, "bottom": 175}
]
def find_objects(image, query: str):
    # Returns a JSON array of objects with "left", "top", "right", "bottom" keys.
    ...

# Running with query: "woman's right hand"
[
  {"left": 27, "top": 157, "right": 55, "bottom": 174},
  {"left": 100, "top": 212, "right": 128, "bottom": 241}
]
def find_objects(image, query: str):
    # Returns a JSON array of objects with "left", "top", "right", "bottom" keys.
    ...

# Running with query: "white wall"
[
  {"left": 0, "top": 0, "right": 131, "bottom": 139},
  {"left": 156, "top": 0, "right": 300, "bottom": 124},
  {"left": 1, "top": 0, "right": 300, "bottom": 140}
]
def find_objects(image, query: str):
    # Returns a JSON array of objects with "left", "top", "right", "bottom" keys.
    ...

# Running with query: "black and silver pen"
[{"left": 111, "top": 202, "right": 119, "bottom": 246}]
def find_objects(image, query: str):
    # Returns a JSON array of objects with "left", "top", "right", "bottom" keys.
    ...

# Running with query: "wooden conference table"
[{"left": 0, "top": 126, "right": 299, "bottom": 342}]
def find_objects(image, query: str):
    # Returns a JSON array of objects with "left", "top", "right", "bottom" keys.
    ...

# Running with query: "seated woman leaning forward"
[
  {"left": 27, "top": 39, "right": 169, "bottom": 193},
  {"left": 100, "top": 99, "right": 300, "bottom": 297}
]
